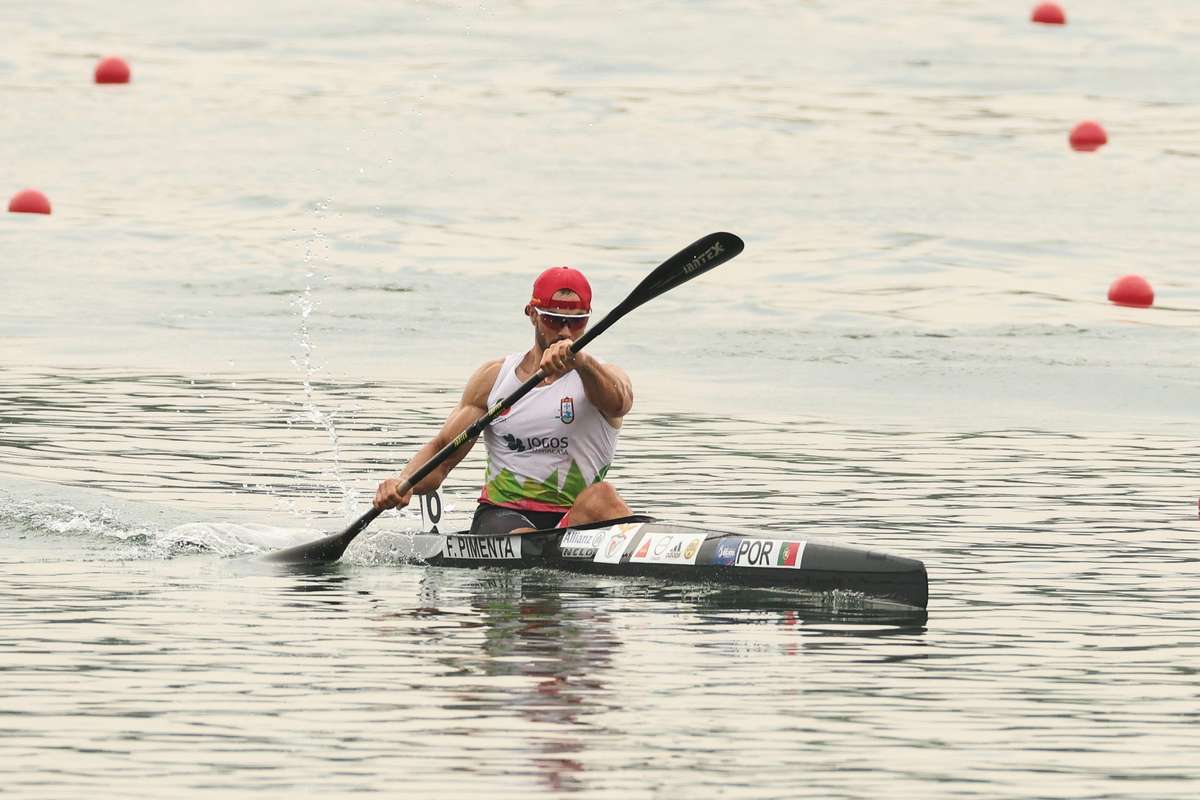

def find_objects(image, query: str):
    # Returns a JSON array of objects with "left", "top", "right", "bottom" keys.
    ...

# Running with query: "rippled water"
[
  {"left": 4, "top": 0, "right": 1200, "bottom": 797},
  {"left": 3, "top": 370, "right": 1197, "bottom": 796}
]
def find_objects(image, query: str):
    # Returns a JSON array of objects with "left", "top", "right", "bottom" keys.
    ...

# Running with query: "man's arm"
[
  {"left": 373, "top": 359, "right": 503, "bottom": 510},
  {"left": 541, "top": 342, "right": 633, "bottom": 424}
]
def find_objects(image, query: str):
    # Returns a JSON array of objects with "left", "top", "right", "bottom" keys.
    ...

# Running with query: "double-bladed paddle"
[{"left": 265, "top": 231, "right": 745, "bottom": 564}]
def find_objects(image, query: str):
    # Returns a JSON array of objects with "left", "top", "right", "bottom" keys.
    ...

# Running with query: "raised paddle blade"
[
  {"left": 629, "top": 231, "right": 743, "bottom": 307},
  {"left": 263, "top": 507, "right": 380, "bottom": 564},
  {"left": 572, "top": 232, "right": 744, "bottom": 349}
]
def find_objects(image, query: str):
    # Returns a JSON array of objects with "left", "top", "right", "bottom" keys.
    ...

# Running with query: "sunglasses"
[{"left": 533, "top": 307, "right": 589, "bottom": 332}]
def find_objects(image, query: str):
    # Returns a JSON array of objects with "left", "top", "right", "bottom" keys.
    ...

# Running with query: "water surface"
[{"left": 3, "top": 1, "right": 1198, "bottom": 797}]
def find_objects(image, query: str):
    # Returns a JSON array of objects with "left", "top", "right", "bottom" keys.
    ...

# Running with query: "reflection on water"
[
  {"left": 370, "top": 569, "right": 927, "bottom": 794},
  {"left": 450, "top": 574, "right": 616, "bottom": 793}
]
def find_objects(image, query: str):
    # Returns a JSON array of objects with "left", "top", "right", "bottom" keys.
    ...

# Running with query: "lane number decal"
[{"left": 420, "top": 490, "right": 443, "bottom": 534}]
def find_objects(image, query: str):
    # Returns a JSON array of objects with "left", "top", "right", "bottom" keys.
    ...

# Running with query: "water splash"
[
  {"left": 288, "top": 199, "right": 356, "bottom": 516},
  {"left": 346, "top": 529, "right": 426, "bottom": 566},
  {"left": 0, "top": 491, "right": 313, "bottom": 559},
  {"left": 0, "top": 495, "right": 153, "bottom": 543},
  {"left": 162, "top": 521, "right": 318, "bottom": 557}
]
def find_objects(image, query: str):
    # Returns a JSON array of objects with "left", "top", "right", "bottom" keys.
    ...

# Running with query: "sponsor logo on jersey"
[
  {"left": 629, "top": 533, "right": 706, "bottom": 566},
  {"left": 502, "top": 433, "right": 569, "bottom": 454},
  {"left": 723, "top": 538, "right": 806, "bottom": 569},
  {"left": 442, "top": 535, "right": 522, "bottom": 560},
  {"left": 559, "top": 529, "right": 601, "bottom": 559},
  {"left": 559, "top": 396, "right": 575, "bottom": 424}
]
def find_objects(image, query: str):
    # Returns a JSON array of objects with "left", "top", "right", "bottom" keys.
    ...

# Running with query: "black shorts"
[{"left": 469, "top": 503, "right": 566, "bottom": 535}]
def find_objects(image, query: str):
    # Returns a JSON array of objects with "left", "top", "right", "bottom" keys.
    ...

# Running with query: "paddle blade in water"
[
  {"left": 263, "top": 508, "right": 380, "bottom": 564},
  {"left": 262, "top": 530, "right": 350, "bottom": 564}
]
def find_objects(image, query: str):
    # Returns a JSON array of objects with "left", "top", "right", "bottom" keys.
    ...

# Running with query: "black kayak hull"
[{"left": 418, "top": 517, "right": 928, "bottom": 610}]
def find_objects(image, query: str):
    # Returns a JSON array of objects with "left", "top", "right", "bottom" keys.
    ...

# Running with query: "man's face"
[{"left": 529, "top": 290, "right": 589, "bottom": 349}]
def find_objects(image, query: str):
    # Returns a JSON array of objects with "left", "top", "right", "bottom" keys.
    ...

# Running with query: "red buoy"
[
  {"left": 8, "top": 189, "right": 52, "bottom": 215},
  {"left": 1107, "top": 275, "right": 1154, "bottom": 308},
  {"left": 95, "top": 56, "right": 131, "bottom": 84},
  {"left": 1031, "top": 3, "right": 1066, "bottom": 24},
  {"left": 1069, "top": 120, "right": 1107, "bottom": 152}
]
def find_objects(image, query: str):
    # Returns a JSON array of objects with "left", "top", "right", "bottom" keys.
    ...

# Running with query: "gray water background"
[{"left": 2, "top": 1, "right": 1199, "bottom": 797}]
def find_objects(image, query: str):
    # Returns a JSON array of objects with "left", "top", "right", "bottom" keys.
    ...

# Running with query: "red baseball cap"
[{"left": 530, "top": 266, "right": 591, "bottom": 311}]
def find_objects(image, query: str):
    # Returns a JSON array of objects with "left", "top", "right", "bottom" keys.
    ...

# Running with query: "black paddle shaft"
[{"left": 264, "top": 231, "right": 744, "bottom": 564}]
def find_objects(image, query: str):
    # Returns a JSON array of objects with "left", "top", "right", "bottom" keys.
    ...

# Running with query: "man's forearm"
[
  {"left": 575, "top": 355, "right": 632, "bottom": 419},
  {"left": 399, "top": 405, "right": 481, "bottom": 492}
]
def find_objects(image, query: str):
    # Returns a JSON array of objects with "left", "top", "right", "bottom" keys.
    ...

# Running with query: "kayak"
[{"left": 402, "top": 516, "right": 928, "bottom": 610}]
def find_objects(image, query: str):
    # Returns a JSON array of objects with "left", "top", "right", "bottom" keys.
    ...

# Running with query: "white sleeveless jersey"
[{"left": 479, "top": 353, "right": 620, "bottom": 513}]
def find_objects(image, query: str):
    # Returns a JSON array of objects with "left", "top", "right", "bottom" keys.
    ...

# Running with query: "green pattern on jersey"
[{"left": 485, "top": 459, "right": 610, "bottom": 508}]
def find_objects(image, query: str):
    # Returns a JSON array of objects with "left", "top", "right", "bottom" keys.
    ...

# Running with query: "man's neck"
[{"left": 518, "top": 346, "right": 558, "bottom": 384}]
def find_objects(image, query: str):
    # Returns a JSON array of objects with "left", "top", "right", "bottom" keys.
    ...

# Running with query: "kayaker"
[{"left": 373, "top": 266, "right": 634, "bottom": 534}]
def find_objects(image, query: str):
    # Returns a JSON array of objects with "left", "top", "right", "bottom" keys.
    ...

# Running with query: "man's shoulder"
[
  {"left": 477, "top": 356, "right": 507, "bottom": 373},
  {"left": 462, "top": 358, "right": 507, "bottom": 405},
  {"left": 468, "top": 358, "right": 506, "bottom": 384}
]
